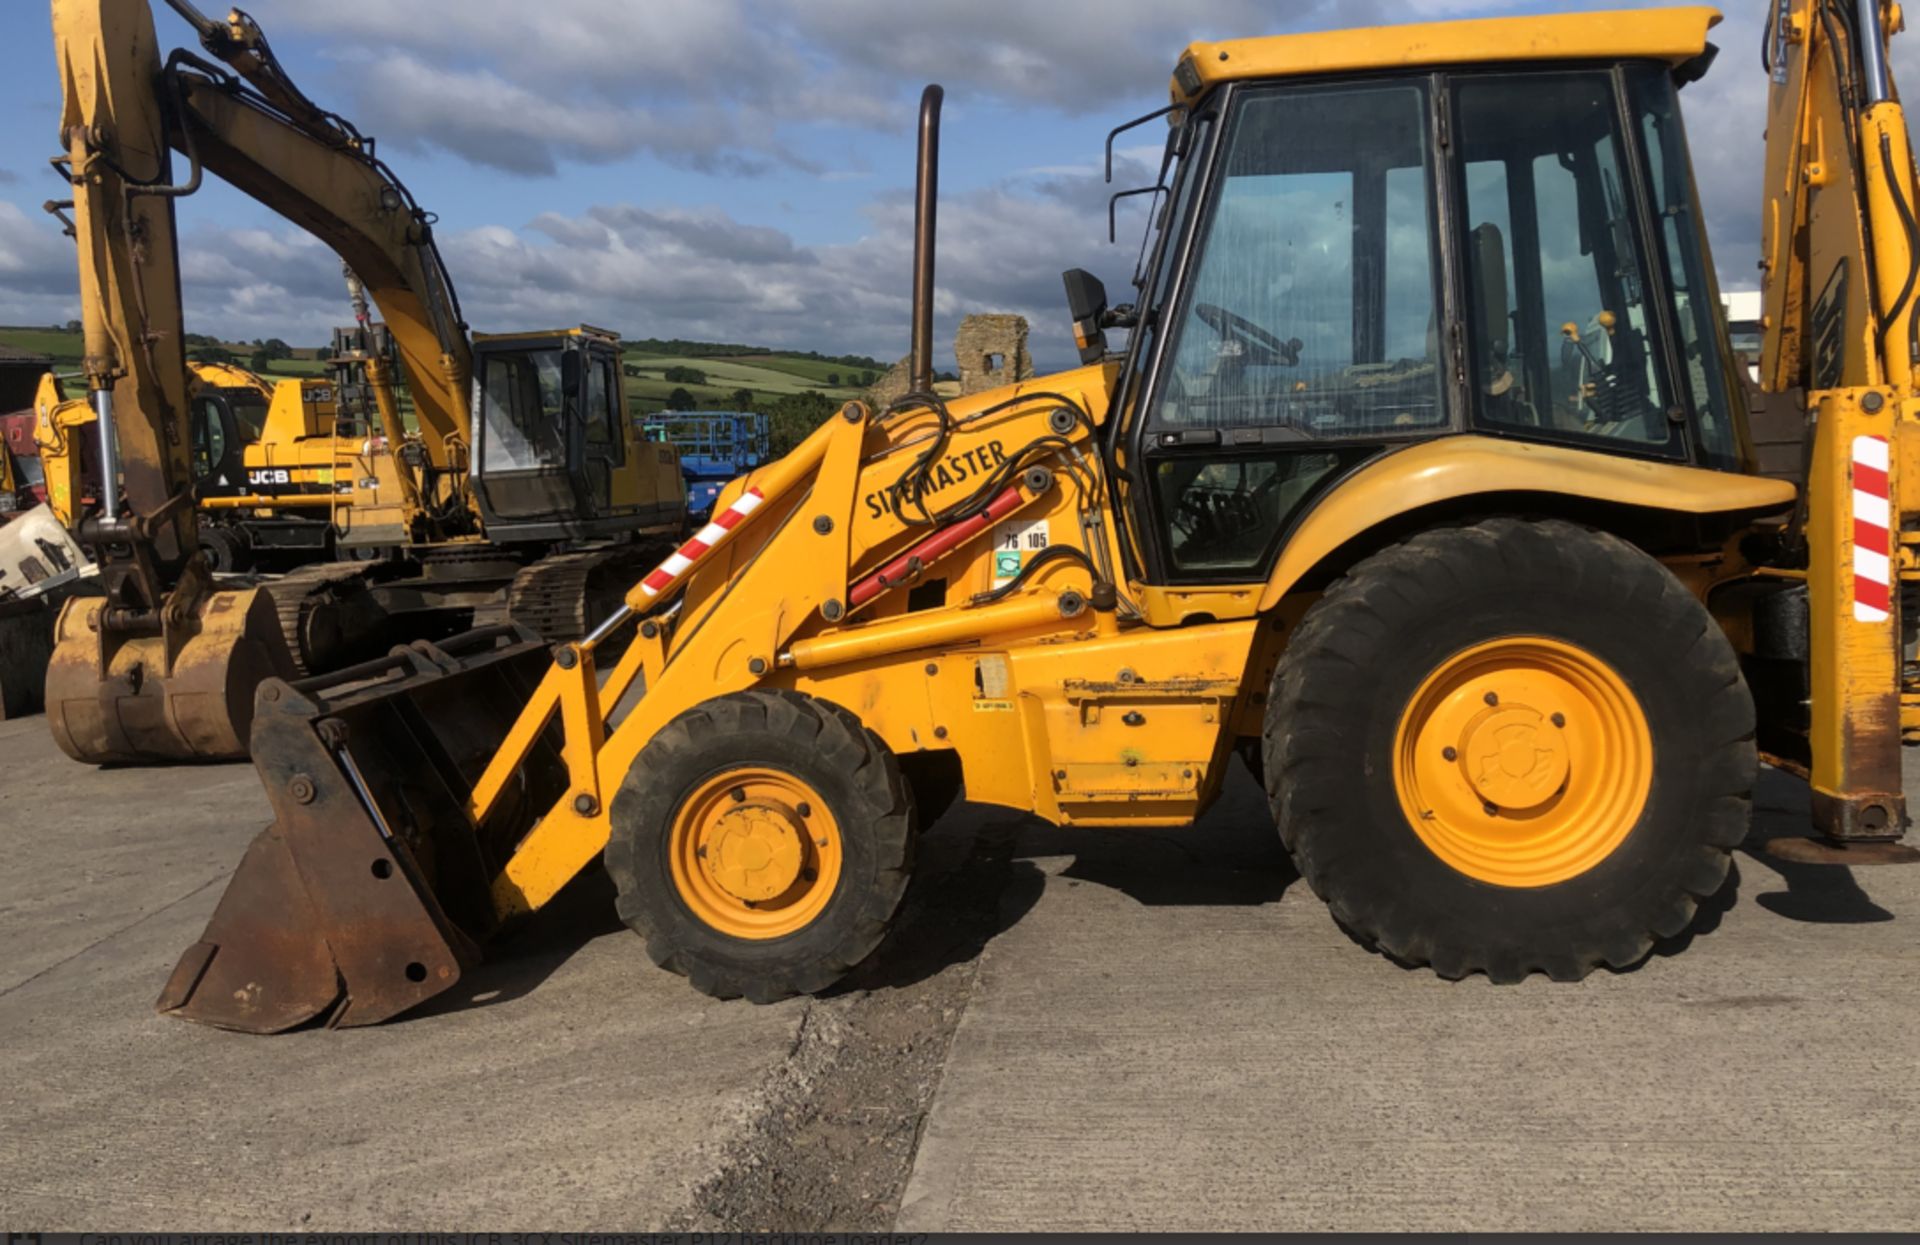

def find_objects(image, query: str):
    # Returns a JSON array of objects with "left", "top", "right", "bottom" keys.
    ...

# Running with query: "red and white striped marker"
[
  {"left": 1853, "top": 435, "right": 1892, "bottom": 625},
  {"left": 639, "top": 487, "right": 767, "bottom": 599}
]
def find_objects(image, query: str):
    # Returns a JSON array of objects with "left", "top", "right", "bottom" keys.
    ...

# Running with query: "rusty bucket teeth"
[
  {"left": 45, "top": 586, "right": 291, "bottom": 765},
  {"left": 161, "top": 627, "right": 567, "bottom": 1033}
]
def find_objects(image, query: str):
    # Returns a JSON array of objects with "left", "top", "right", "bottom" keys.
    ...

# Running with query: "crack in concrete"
[{"left": 0, "top": 871, "right": 225, "bottom": 1000}]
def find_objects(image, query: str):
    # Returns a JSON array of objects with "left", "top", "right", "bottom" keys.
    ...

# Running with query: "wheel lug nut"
[
  {"left": 730, "top": 787, "right": 746, "bottom": 803},
  {"left": 797, "top": 802, "right": 812, "bottom": 818},
  {"left": 1551, "top": 712, "right": 1566, "bottom": 728},
  {"left": 1484, "top": 692, "right": 1499, "bottom": 706},
  {"left": 802, "top": 868, "right": 817, "bottom": 882},
  {"left": 1483, "top": 802, "right": 1499, "bottom": 817},
  {"left": 1442, "top": 747, "right": 1458, "bottom": 762}
]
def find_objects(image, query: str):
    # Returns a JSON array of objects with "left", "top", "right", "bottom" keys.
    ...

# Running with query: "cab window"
[
  {"left": 1456, "top": 72, "right": 1679, "bottom": 452},
  {"left": 190, "top": 396, "right": 228, "bottom": 480},
  {"left": 478, "top": 349, "right": 568, "bottom": 472},
  {"left": 1141, "top": 80, "right": 1444, "bottom": 579},
  {"left": 1154, "top": 81, "right": 1445, "bottom": 437},
  {"left": 585, "top": 354, "right": 619, "bottom": 453}
]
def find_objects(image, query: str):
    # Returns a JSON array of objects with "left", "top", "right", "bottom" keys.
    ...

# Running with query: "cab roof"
[{"left": 1171, "top": 7, "right": 1721, "bottom": 103}]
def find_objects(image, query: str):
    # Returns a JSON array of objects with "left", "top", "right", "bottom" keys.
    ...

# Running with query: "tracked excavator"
[
  {"left": 40, "top": 0, "right": 684, "bottom": 766},
  {"left": 134, "top": 1, "right": 1920, "bottom": 1032}
]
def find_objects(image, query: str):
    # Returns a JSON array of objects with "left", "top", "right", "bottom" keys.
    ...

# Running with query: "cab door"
[
  {"left": 1126, "top": 77, "right": 1457, "bottom": 584},
  {"left": 576, "top": 342, "right": 623, "bottom": 517}
]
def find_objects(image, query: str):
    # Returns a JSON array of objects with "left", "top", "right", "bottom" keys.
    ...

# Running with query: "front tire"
[
  {"left": 1265, "top": 518, "right": 1754, "bottom": 983},
  {"left": 606, "top": 690, "right": 914, "bottom": 1002}
]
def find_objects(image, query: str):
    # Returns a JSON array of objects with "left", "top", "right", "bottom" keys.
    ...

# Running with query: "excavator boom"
[{"left": 44, "top": 0, "right": 289, "bottom": 762}]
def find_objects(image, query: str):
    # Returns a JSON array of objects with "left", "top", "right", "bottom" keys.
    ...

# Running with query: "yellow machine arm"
[
  {"left": 158, "top": 2, "right": 474, "bottom": 475},
  {"left": 42, "top": 0, "right": 478, "bottom": 764},
  {"left": 1758, "top": 0, "right": 1919, "bottom": 837},
  {"left": 1760, "top": 0, "right": 1920, "bottom": 393}
]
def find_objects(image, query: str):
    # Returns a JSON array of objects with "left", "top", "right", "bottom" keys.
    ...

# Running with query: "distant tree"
[
  {"left": 64, "top": 319, "right": 81, "bottom": 333},
  {"left": 859, "top": 370, "right": 875, "bottom": 387},
  {"left": 768, "top": 390, "right": 837, "bottom": 456},
  {"left": 259, "top": 338, "right": 292, "bottom": 360},
  {"left": 666, "top": 386, "right": 696, "bottom": 411},
  {"left": 249, "top": 349, "right": 273, "bottom": 373},
  {"left": 826, "top": 372, "right": 840, "bottom": 386},
  {"left": 189, "top": 346, "right": 236, "bottom": 365},
  {"left": 315, "top": 346, "right": 333, "bottom": 362},
  {"left": 662, "top": 365, "right": 708, "bottom": 385},
  {"left": 731, "top": 388, "right": 754, "bottom": 412}
]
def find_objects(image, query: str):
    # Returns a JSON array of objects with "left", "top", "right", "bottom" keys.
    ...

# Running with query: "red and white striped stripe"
[
  {"left": 1853, "top": 435, "right": 1893, "bottom": 625},
  {"left": 639, "top": 487, "right": 766, "bottom": 599}
]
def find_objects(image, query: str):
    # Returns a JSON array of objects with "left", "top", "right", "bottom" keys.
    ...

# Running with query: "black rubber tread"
[
  {"left": 506, "top": 540, "right": 678, "bottom": 641},
  {"left": 198, "top": 524, "right": 251, "bottom": 573},
  {"left": 605, "top": 689, "right": 915, "bottom": 1003},
  {"left": 268, "top": 562, "right": 382, "bottom": 676},
  {"left": 1264, "top": 517, "right": 1755, "bottom": 984}
]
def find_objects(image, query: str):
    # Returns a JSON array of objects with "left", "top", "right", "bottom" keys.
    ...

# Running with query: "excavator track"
[
  {"left": 267, "top": 562, "right": 383, "bottom": 676},
  {"left": 505, "top": 544, "right": 672, "bottom": 642}
]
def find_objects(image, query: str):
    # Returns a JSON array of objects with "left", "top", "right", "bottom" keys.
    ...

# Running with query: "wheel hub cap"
[
  {"left": 1393, "top": 637, "right": 1653, "bottom": 888},
  {"left": 703, "top": 803, "right": 806, "bottom": 902},
  {"left": 669, "top": 767, "right": 843, "bottom": 941},
  {"left": 1460, "top": 706, "right": 1568, "bottom": 812}
]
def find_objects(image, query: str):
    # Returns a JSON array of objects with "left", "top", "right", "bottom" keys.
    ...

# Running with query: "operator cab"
[
  {"left": 470, "top": 324, "right": 674, "bottom": 542},
  {"left": 1084, "top": 9, "right": 1746, "bottom": 584},
  {"left": 187, "top": 382, "right": 268, "bottom": 486}
]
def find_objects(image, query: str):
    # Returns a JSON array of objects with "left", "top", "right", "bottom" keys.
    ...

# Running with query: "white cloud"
[{"left": 13, "top": 1, "right": 1920, "bottom": 372}]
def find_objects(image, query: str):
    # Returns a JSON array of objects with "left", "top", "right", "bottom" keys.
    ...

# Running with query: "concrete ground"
[{"left": 2, "top": 710, "right": 1916, "bottom": 1231}]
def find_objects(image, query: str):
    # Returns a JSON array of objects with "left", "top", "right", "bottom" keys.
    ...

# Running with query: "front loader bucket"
[
  {"left": 45, "top": 586, "right": 289, "bottom": 764},
  {"left": 157, "top": 626, "right": 569, "bottom": 1032}
]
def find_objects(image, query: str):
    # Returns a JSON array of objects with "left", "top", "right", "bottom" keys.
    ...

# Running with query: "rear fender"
[{"left": 1257, "top": 436, "right": 1798, "bottom": 611}]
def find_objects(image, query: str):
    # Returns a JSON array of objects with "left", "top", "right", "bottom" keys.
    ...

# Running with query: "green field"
[
  {"left": 0, "top": 328, "right": 85, "bottom": 367},
  {"left": 0, "top": 328, "right": 874, "bottom": 416},
  {"left": 728, "top": 354, "right": 883, "bottom": 387},
  {"left": 619, "top": 349, "right": 866, "bottom": 415}
]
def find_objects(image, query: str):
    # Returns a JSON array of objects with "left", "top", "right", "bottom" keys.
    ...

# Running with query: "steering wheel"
[{"left": 1194, "top": 302, "right": 1302, "bottom": 367}]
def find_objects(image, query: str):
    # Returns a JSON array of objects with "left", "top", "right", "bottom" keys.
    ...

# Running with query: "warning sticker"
[{"left": 991, "top": 517, "right": 1050, "bottom": 587}]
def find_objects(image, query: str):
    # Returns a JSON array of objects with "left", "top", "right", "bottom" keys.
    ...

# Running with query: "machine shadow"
[
  {"left": 402, "top": 867, "right": 627, "bottom": 1022},
  {"left": 411, "top": 763, "right": 1876, "bottom": 1017},
  {"left": 1735, "top": 766, "right": 1895, "bottom": 926},
  {"left": 843, "top": 762, "right": 1298, "bottom": 995},
  {"left": 420, "top": 760, "right": 1301, "bottom": 1015}
]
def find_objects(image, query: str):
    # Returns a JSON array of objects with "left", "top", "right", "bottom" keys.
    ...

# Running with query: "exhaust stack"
[{"left": 910, "top": 84, "right": 943, "bottom": 396}]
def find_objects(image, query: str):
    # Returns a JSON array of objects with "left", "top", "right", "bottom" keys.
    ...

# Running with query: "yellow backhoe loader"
[
  {"left": 39, "top": 0, "right": 684, "bottom": 766},
  {"left": 90, "top": 1, "right": 1919, "bottom": 1032}
]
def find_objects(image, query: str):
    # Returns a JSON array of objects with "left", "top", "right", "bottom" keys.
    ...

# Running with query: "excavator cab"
[{"left": 470, "top": 326, "right": 681, "bottom": 543}]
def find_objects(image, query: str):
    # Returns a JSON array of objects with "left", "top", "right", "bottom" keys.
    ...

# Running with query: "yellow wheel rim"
[
  {"left": 1392, "top": 637, "right": 1652, "bottom": 889},
  {"left": 668, "top": 768, "right": 842, "bottom": 940}
]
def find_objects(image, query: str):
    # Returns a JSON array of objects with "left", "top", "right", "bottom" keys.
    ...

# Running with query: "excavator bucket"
[
  {"left": 43, "top": 586, "right": 290, "bottom": 764},
  {"left": 156, "top": 626, "right": 567, "bottom": 1032}
]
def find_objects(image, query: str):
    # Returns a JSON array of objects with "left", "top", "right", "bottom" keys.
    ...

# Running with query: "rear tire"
[
  {"left": 1265, "top": 518, "right": 1754, "bottom": 983},
  {"left": 606, "top": 690, "right": 914, "bottom": 1002}
]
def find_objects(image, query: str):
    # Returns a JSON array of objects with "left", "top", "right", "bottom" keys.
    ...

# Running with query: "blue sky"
[{"left": 1, "top": 1, "right": 1907, "bottom": 370}]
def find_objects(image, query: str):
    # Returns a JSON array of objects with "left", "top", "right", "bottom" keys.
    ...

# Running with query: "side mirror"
[{"left": 1062, "top": 268, "right": 1110, "bottom": 365}]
